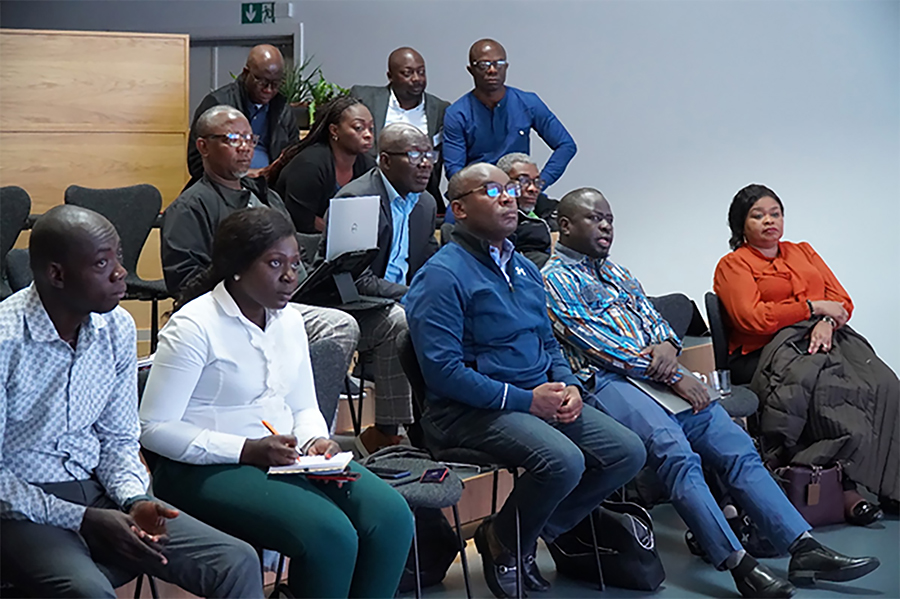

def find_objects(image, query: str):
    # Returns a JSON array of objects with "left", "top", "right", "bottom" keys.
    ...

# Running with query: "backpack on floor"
[
  {"left": 547, "top": 500, "right": 665, "bottom": 591},
  {"left": 398, "top": 507, "right": 461, "bottom": 592}
]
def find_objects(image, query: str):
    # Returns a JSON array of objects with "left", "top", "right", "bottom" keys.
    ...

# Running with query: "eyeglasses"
[
  {"left": 384, "top": 149, "right": 439, "bottom": 165},
  {"left": 471, "top": 59, "right": 508, "bottom": 72},
  {"left": 247, "top": 71, "right": 284, "bottom": 91},
  {"left": 455, "top": 181, "right": 521, "bottom": 201},
  {"left": 203, "top": 133, "right": 260, "bottom": 148},
  {"left": 514, "top": 175, "right": 545, "bottom": 190}
]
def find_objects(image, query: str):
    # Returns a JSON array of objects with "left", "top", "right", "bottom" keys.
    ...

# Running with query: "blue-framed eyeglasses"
[{"left": 454, "top": 181, "right": 521, "bottom": 201}]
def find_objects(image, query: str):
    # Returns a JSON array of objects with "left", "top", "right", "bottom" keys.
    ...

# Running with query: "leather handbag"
[
  {"left": 775, "top": 463, "right": 845, "bottom": 527},
  {"left": 547, "top": 500, "right": 665, "bottom": 591}
]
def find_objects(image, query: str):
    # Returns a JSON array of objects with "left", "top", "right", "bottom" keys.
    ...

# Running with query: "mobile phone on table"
[
  {"left": 368, "top": 465, "right": 411, "bottom": 480},
  {"left": 420, "top": 467, "right": 450, "bottom": 483}
]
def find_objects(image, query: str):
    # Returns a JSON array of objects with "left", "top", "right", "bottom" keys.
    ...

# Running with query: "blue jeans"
[
  {"left": 423, "top": 399, "right": 646, "bottom": 552},
  {"left": 589, "top": 370, "right": 811, "bottom": 567}
]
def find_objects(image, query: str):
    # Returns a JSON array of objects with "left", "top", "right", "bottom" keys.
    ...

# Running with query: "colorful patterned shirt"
[{"left": 542, "top": 244, "right": 683, "bottom": 384}]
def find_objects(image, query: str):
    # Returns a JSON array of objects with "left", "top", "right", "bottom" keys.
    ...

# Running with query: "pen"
[{"left": 261, "top": 420, "right": 303, "bottom": 459}]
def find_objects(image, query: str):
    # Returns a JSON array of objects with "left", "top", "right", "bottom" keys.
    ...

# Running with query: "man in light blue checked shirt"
[{"left": 0, "top": 206, "right": 262, "bottom": 598}]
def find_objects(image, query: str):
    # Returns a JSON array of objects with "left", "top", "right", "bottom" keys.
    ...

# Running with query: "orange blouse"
[{"left": 713, "top": 241, "right": 853, "bottom": 355}]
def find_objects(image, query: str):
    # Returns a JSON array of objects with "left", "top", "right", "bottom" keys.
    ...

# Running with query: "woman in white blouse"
[{"left": 139, "top": 207, "right": 413, "bottom": 598}]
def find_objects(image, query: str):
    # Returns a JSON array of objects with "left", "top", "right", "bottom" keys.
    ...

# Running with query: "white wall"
[
  {"left": 3, "top": 0, "right": 898, "bottom": 370},
  {"left": 301, "top": 0, "right": 900, "bottom": 371}
]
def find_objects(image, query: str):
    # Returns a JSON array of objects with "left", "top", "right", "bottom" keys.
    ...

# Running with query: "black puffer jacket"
[{"left": 751, "top": 321, "right": 899, "bottom": 501}]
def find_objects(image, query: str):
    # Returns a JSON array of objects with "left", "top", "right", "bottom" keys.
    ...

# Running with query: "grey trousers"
[
  {"left": 0, "top": 479, "right": 263, "bottom": 599},
  {"left": 298, "top": 303, "right": 360, "bottom": 372},
  {"left": 354, "top": 303, "right": 414, "bottom": 426}
]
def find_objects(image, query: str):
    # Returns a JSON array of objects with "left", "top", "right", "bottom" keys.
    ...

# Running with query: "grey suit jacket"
[
  {"left": 350, "top": 84, "right": 450, "bottom": 210},
  {"left": 319, "top": 167, "right": 438, "bottom": 301}
]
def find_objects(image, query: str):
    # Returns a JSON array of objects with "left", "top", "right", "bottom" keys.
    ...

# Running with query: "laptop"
[
  {"left": 325, "top": 195, "right": 380, "bottom": 261},
  {"left": 627, "top": 370, "right": 720, "bottom": 414}
]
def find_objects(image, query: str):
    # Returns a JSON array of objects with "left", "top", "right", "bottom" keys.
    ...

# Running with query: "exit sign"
[{"left": 242, "top": 2, "right": 275, "bottom": 24}]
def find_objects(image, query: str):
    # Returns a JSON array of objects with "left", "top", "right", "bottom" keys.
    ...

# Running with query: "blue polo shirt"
[
  {"left": 442, "top": 86, "right": 577, "bottom": 188},
  {"left": 248, "top": 103, "right": 270, "bottom": 168}
]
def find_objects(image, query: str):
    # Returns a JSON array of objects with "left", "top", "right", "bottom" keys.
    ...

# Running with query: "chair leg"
[
  {"left": 274, "top": 553, "right": 286, "bottom": 589},
  {"left": 412, "top": 510, "right": 422, "bottom": 599},
  {"left": 491, "top": 469, "right": 499, "bottom": 515},
  {"left": 133, "top": 574, "right": 143, "bottom": 598},
  {"left": 147, "top": 576, "right": 159, "bottom": 599},
  {"left": 150, "top": 297, "right": 159, "bottom": 354},
  {"left": 345, "top": 377, "right": 361, "bottom": 436},
  {"left": 588, "top": 509, "right": 605, "bottom": 591},
  {"left": 451, "top": 503, "right": 473, "bottom": 599},
  {"left": 511, "top": 468, "right": 522, "bottom": 599}
]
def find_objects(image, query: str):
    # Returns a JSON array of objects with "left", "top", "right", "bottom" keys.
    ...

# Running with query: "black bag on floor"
[
  {"left": 547, "top": 500, "right": 665, "bottom": 591},
  {"left": 398, "top": 507, "right": 460, "bottom": 592}
]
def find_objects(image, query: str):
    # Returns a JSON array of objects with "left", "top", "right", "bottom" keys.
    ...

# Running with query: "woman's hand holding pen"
[{"left": 240, "top": 434, "right": 299, "bottom": 467}]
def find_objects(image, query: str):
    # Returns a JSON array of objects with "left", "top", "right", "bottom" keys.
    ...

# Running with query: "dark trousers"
[
  {"left": 423, "top": 400, "right": 646, "bottom": 553},
  {"left": 0, "top": 479, "right": 262, "bottom": 598}
]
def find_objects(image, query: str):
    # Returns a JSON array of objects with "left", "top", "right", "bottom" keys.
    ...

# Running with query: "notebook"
[{"left": 267, "top": 451, "right": 354, "bottom": 475}]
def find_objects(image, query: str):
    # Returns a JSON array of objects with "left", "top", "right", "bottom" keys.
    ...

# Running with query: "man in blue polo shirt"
[{"left": 443, "top": 39, "right": 576, "bottom": 196}]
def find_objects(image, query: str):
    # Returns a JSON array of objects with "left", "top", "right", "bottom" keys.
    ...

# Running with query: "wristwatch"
[{"left": 821, "top": 315, "right": 837, "bottom": 327}]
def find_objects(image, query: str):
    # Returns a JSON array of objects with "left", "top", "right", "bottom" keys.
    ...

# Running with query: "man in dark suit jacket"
[
  {"left": 350, "top": 47, "right": 450, "bottom": 212},
  {"left": 185, "top": 45, "right": 298, "bottom": 189},
  {"left": 320, "top": 123, "right": 439, "bottom": 454}
]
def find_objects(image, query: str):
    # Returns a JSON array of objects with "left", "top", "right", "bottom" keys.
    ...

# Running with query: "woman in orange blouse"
[{"left": 714, "top": 183, "right": 896, "bottom": 524}]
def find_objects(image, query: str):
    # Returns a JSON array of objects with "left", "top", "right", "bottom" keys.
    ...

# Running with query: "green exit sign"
[{"left": 242, "top": 2, "right": 275, "bottom": 24}]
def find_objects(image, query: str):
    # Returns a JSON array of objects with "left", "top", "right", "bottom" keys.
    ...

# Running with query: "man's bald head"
[
  {"left": 388, "top": 47, "right": 424, "bottom": 72},
  {"left": 386, "top": 46, "right": 427, "bottom": 107},
  {"left": 469, "top": 39, "right": 506, "bottom": 64},
  {"left": 448, "top": 163, "right": 496, "bottom": 203},
  {"left": 195, "top": 105, "right": 245, "bottom": 139},
  {"left": 242, "top": 44, "right": 285, "bottom": 104},
  {"left": 557, "top": 187, "right": 609, "bottom": 221},
  {"left": 31, "top": 205, "right": 118, "bottom": 272},
  {"left": 246, "top": 44, "right": 284, "bottom": 71},
  {"left": 379, "top": 122, "right": 428, "bottom": 153}
]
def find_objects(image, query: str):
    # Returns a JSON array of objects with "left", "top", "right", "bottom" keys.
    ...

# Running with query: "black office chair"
[
  {"left": 4, "top": 249, "right": 32, "bottom": 295},
  {"left": 439, "top": 222, "right": 454, "bottom": 248},
  {"left": 704, "top": 291, "right": 759, "bottom": 420},
  {"left": 0, "top": 186, "right": 31, "bottom": 300},
  {"left": 65, "top": 184, "right": 170, "bottom": 352},
  {"left": 398, "top": 331, "right": 607, "bottom": 597}
]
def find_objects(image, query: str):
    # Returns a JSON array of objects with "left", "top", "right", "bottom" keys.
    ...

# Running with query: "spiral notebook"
[{"left": 267, "top": 451, "right": 353, "bottom": 475}]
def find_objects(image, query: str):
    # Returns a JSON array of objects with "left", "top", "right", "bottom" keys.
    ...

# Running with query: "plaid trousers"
[{"left": 353, "top": 302, "right": 414, "bottom": 425}]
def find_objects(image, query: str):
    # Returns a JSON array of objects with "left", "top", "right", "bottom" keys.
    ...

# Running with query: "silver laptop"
[
  {"left": 325, "top": 195, "right": 380, "bottom": 261},
  {"left": 627, "top": 370, "right": 720, "bottom": 414}
]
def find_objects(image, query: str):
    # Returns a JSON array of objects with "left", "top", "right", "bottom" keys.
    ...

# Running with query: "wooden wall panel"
[
  {"left": 0, "top": 30, "right": 188, "bottom": 133},
  {"left": 0, "top": 132, "right": 188, "bottom": 211},
  {"left": 1, "top": 29, "right": 189, "bottom": 349}
]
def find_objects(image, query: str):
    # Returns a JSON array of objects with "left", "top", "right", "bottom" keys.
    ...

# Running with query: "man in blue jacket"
[{"left": 403, "top": 163, "right": 645, "bottom": 598}]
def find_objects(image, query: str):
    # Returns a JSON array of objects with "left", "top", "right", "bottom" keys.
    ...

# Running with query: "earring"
[
  {"left": 233, "top": 274, "right": 241, "bottom": 281},
  {"left": 332, "top": 135, "right": 338, "bottom": 141}
]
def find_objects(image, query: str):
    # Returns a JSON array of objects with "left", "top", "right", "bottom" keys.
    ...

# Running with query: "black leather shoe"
[
  {"left": 732, "top": 558, "right": 796, "bottom": 598},
  {"left": 473, "top": 519, "right": 525, "bottom": 598},
  {"left": 789, "top": 539, "right": 880, "bottom": 585},
  {"left": 847, "top": 500, "right": 884, "bottom": 526},
  {"left": 522, "top": 550, "right": 550, "bottom": 592}
]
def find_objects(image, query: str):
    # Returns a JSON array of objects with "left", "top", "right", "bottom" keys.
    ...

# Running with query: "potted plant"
[
  {"left": 307, "top": 72, "right": 350, "bottom": 125},
  {"left": 279, "top": 55, "right": 317, "bottom": 129}
]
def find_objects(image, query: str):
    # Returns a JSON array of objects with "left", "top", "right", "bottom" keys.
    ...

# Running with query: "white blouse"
[{"left": 139, "top": 282, "right": 328, "bottom": 465}]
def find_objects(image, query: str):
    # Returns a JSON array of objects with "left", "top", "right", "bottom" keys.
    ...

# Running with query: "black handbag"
[{"left": 547, "top": 500, "right": 666, "bottom": 591}]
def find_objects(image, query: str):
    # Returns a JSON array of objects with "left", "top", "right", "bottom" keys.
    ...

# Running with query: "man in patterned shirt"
[
  {"left": 0, "top": 206, "right": 263, "bottom": 598},
  {"left": 542, "top": 188, "right": 880, "bottom": 599}
]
